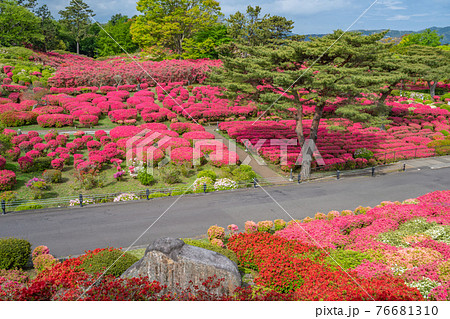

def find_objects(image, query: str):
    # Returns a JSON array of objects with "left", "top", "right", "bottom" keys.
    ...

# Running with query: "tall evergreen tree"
[
  {"left": 210, "top": 31, "right": 398, "bottom": 179},
  {"left": 33, "top": 4, "right": 64, "bottom": 52},
  {"left": 400, "top": 45, "right": 450, "bottom": 97},
  {"left": 58, "top": 0, "right": 95, "bottom": 54},
  {"left": 226, "top": 5, "right": 295, "bottom": 46}
]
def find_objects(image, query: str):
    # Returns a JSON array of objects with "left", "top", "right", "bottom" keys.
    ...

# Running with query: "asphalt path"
[{"left": 1, "top": 167, "right": 449, "bottom": 257}]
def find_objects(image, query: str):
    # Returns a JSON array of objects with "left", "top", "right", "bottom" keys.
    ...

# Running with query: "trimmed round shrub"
[
  {"left": 33, "top": 254, "right": 57, "bottom": 273},
  {"left": 42, "top": 169, "right": 62, "bottom": 183},
  {"left": 6, "top": 147, "right": 21, "bottom": 161},
  {"left": 79, "top": 115, "right": 99, "bottom": 127},
  {"left": 33, "top": 157, "right": 52, "bottom": 171},
  {"left": 137, "top": 170, "right": 155, "bottom": 186},
  {"left": 37, "top": 114, "right": 74, "bottom": 128},
  {"left": 0, "top": 238, "right": 32, "bottom": 270},
  {"left": 32, "top": 245, "right": 50, "bottom": 261},
  {"left": 232, "top": 165, "right": 256, "bottom": 181},
  {"left": 197, "top": 169, "right": 216, "bottom": 181},
  {"left": 0, "top": 169, "right": 16, "bottom": 190},
  {"left": 18, "top": 156, "right": 34, "bottom": 172},
  {"left": 79, "top": 249, "right": 139, "bottom": 277},
  {"left": 94, "top": 130, "right": 107, "bottom": 141}
]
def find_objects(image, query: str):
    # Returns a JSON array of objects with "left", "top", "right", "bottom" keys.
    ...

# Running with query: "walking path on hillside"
[{"left": 205, "top": 126, "right": 289, "bottom": 184}]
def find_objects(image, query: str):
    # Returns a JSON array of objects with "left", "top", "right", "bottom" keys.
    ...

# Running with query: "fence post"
[
  {"left": 371, "top": 166, "right": 375, "bottom": 177},
  {"left": 146, "top": 189, "right": 150, "bottom": 200},
  {"left": 1, "top": 200, "right": 5, "bottom": 215},
  {"left": 79, "top": 194, "right": 83, "bottom": 207},
  {"left": 203, "top": 183, "right": 207, "bottom": 193},
  {"left": 337, "top": 170, "right": 340, "bottom": 180},
  {"left": 289, "top": 169, "right": 293, "bottom": 182}
]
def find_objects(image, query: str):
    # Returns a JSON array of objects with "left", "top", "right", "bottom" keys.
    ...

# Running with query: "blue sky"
[{"left": 38, "top": 0, "right": 450, "bottom": 34}]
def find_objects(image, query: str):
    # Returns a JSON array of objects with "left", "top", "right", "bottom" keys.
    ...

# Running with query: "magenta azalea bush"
[{"left": 0, "top": 170, "right": 16, "bottom": 191}]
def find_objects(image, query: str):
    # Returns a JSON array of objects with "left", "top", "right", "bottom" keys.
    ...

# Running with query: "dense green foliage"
[
  {"left": 0, "top": 0, "right": 43, "bottom": 47},
  {"left": 137, "top": 170, "right": 155, "bottom": 186},
  {"left": 79, "top": 249, "right": 139, "bottom": 277},
  {"left": 398, "top": 29, "right": 443, "bottom": 48},
  {"left": 226, "top": 5, "right": 296, "bottom": 46},
  {"left": 131, "top": 0, "right": 222, "bottom": 56},
  {"left": 0, "top": 237, "right": 31, "bottom": 270},
  {"left": 96, "top": 15, "right": 139, "bottom": 57}
]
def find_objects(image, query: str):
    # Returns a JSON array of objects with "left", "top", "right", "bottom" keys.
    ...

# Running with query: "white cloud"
[
  {"left": 269, "top": 0, "right": 352, "bottom": 15},
  {"left": 378, "top": 0, "right": 406, "bottom": 10},
  {"left": 386, "top": 13, "right": 429, "bottom": 21}
]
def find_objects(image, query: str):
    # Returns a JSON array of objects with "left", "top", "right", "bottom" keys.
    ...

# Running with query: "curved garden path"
[{"left": 204, "top": 126, "right": 289, "bottom": 184}]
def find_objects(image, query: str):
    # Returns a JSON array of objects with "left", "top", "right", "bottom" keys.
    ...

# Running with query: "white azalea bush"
[
  {"left": 69, "top": 198, "right": 94, "bottom": 206},
  {"left": 214, "top": 178, "right": 238, "bottom": 191},
  {"left": 113, "top": 193, "right": 139, "bottom": 202}
]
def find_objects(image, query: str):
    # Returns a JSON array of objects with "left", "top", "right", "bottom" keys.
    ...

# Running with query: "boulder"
[{"left": 121, "top": 238, "right": 241, "bottom": 296}]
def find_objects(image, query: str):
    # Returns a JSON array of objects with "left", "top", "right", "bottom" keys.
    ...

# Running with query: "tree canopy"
[
  {"left": 226, "top": 5, "right": 295, "bottom": 46},
  {"left": 0, "top": 0, "right": 43, "bottom": 47},
  {"left": 398, "top": 28, "right": 443, "bottom": 48},
  {"left": 96, "top": 14, "right": 139, "bottom": 57},
  {"left": 58, "top": 0, "right": 95, "bottom": 54},
  {"left": 131, "top": 0, "right": 222, "bottom": 56},
  {"left": 209, "top": 31, "right": 400, "bottom": 178}
]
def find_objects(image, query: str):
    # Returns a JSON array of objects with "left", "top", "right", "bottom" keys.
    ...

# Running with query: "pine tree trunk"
[
  {"left": 299, "top": 104, "right": 324, "bottom": 180},
  {"left": 377, "top": 88, "right": 392, "bottom": 115},
  {"left": 295, "top": 104, "right": 304, "bottom": 146},
  {"left": 76, "top": 41, "right": 80, "bottom": 55},
  {"left": 428, "top": 81, "right": 437, "bottom": 97}
]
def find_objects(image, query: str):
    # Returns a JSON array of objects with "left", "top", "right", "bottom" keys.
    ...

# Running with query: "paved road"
[{"left": 1, "top": 167, "right": 449, "bottom": 257}]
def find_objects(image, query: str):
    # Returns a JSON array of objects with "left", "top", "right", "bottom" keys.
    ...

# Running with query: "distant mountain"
[{"left": 303, "top": 26, "right": 450, "bottom": 44}]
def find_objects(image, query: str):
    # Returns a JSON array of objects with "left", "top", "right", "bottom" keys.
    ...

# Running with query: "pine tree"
[
  {"left": 58, "top": 0, "right": 95, "bottom": 55},
  {"left": 210, "top": 30, "right": 400, "bottom": 179},
  {"left": 398, "top": 45, "right": 450, "bottom": 97}
]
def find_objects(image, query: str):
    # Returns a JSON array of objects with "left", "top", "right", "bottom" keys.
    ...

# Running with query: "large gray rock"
[{"left": 121, "top": 238, "right": 241, "bottom": 295}]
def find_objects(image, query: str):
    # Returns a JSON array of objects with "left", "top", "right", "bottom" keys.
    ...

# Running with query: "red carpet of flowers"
[{"left": 1, "top": 190, "right": 448, "bottom": 301}]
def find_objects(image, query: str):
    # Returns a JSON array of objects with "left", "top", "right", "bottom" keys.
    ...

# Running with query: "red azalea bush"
[
  {"left": 110, "top": 126, "right": 142, "bottom": 141},
  {"left": 51, "top": 158, "right": 64, "bottom": 170},
  {"left": 227, "top": 232, "right": 422, "bottom": 300},
  {"left": 18, "top": 156, "right": 34, "bottom": 172},
  {"left": 0, "top": 155, "right": 6, "bottom": 169},
  {"left": 182, "top": 131, "right": 215, "bottom": 144},
  {"left": 37, "top": 114, "right": 74, "bottom": 128},
  {"left": 6, "top": 147, "right": 21, "bottom": 161},
  {"left": 208, "top": 150, "right": 239, "bottom": 167},
  {"left": 79, "top": 115, "right": 99, "bottom": 127},
  {"left": 0, "top": 169, "right": 16, "bottom": 190},
  {"left": 170, "top": 147, "right": 203, "bottom": 165},
  {"left": 108, "top": 109, "right": 137, "bottom": 123},
  {"left": 94, "top": 130, "right": 107, "bottom": 141},
  {"left": 0, "top": 111, "right": 38, "bottom": 127}
]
